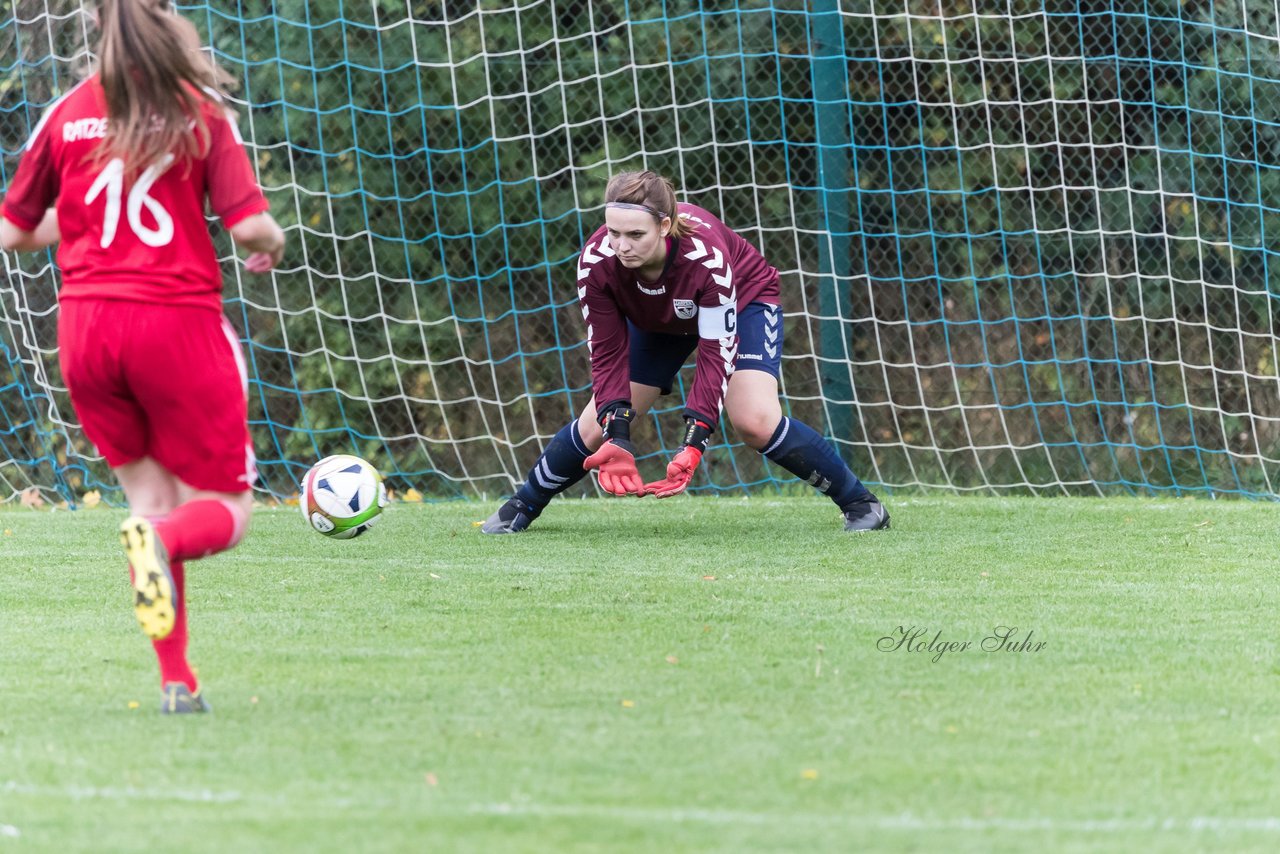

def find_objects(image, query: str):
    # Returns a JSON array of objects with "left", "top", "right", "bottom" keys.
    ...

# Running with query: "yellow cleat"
[{"left": 119, "top": 516, "right": 176, "bottom": 641}]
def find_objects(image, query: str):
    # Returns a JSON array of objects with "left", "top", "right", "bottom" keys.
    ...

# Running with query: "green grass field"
[{"left": 2, "top": 494, "right": 1279, "bottom": 852}]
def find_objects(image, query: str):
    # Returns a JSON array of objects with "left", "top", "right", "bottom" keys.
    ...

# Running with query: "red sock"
[
  {"left": 156, "top": 499, "right": 245, "bottom": 561},
  {"left": 151, "top": 561, "right": 197, "bottom": 691}
]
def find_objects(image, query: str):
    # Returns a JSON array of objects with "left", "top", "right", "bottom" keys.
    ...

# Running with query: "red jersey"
[
  {"left": 576, "top": 202, "right": 781, "bottom": 424},
  {"left": 1, "top": 75, "right": 269, "bottom": 310}
]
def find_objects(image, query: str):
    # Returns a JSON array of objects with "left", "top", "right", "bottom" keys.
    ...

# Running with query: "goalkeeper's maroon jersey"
[
  {"left": 576, "top": 202, "right": 781, "bottom": 424},
  {"left": 0, "top": 75, "right": 268, "bottom": 310}
]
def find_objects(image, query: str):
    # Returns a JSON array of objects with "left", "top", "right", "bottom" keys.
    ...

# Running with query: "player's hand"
[
  {"left": 644, "top": 417, "right": 712, "bottom": 498},
  {"left": 243, "top": 251, "right": 278, "bottom": 273},
  {"left": 232, "top": 213, "right": 286, "bottom": 273},
  {"left": 644, "top": 445, "right": 702, "bottom": 498},
  {"left": 584, "top": 440, "right": 644, "bottom": 495}
]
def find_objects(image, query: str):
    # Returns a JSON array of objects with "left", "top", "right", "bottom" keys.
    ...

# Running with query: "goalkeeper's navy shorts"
[{"left": 628, "top": 301, "right": 783, "bottom": 394}]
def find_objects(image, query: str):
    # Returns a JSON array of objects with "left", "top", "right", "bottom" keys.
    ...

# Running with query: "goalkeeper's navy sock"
[
  {"left": 514, "top": 420, "right": 591, "bottom": 511},
  {"left": 762, "top": 417, "right": 873, "bottom": 509}
]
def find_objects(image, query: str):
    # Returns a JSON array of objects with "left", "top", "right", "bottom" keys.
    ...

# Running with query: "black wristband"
[
  {"left": 597, "top": 401, "right": 633, "bottom": 425},
  {"left": 600, "top": 407, "right": 636, "bottom": 445},
  {"left": 682, "top": 417, "right": 713, "bottom": 453}
]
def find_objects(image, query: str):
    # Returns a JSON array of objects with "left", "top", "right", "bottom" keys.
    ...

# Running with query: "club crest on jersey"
[{"left": 673, "top": 299, "right": 697, "bottom": 320}]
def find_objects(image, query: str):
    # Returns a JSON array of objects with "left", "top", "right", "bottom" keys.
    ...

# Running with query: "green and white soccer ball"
[{"left": 301, "top": 454, "right": 388, "bottom": 539}]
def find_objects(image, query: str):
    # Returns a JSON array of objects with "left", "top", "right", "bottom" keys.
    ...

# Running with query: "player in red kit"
[
  {"left": 0, "top": 0, "right": 285, "bottom": 713},
  {"left": 482, "top": 171, "right": 889, "bottom": 534}
]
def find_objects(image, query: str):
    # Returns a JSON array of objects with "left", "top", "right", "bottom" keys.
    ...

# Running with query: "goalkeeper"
[{"left": 483, "top": 171, "right": 888, "bottom": 534}]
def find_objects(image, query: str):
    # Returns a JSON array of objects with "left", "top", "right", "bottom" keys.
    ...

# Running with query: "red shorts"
[{"left": 58, "top": 298, "right": 256, "bottom": 493}]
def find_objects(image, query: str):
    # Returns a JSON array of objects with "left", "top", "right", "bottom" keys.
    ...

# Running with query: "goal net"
[{"left": 3, "top": 0, "right": 1279, "bottom": 503}]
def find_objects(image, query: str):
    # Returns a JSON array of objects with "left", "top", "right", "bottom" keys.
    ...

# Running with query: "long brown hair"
[
  {"left": 605, "top": 171, "right": 694, "bottom": 238},
  {"left": 97, "top": 0, "right": 229, "bottom": 174}
]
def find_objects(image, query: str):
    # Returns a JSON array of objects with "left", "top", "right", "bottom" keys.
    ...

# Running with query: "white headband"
[{"left": 606, "top": 201, "right": 668, "bottom": 219}]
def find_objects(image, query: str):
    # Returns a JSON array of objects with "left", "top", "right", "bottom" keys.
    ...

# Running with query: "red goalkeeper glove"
[
  {"left": 584, "top": 407, "right": 644, "bottom": 496},
  {"left": 584, "top": 441, "right": 644, "bottom": 495},
  {"left": 644, "top": 446, "right": 702, "bottom": 498},
  {"left": 644, "top": 418, "right": 713, "bottom": 498}
]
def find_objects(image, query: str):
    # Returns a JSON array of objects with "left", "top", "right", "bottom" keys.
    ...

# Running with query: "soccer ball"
[{"left": 300, "top": 454, "right": 388, "bottom": 539}]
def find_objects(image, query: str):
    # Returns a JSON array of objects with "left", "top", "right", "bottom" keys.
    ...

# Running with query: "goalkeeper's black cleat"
[
  {"left": 480, "top": 497, "right": 538, "bottom": 534},
  {"left": 842, "top": 498, "right": 890, "bottom": 532}
]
